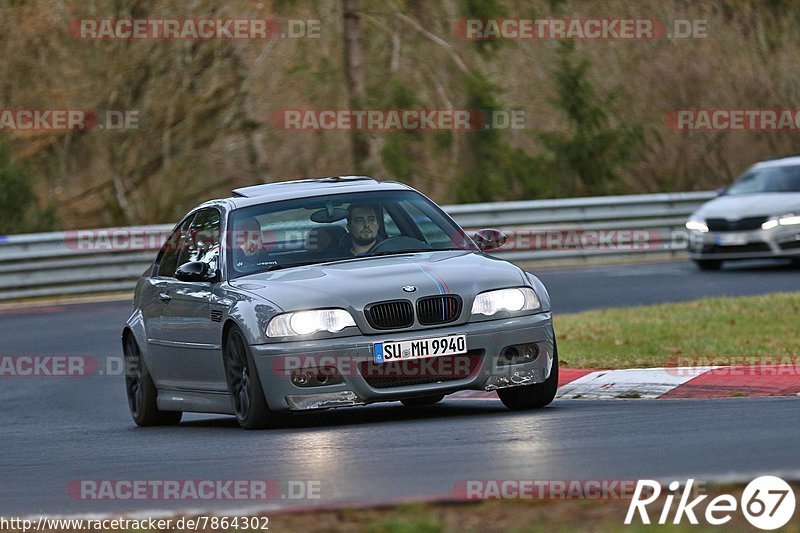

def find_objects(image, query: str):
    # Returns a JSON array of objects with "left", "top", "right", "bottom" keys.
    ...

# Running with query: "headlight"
[
  {"left": 471, "top": 287, "right": 540, "bottom": 317},
  {"left": 762, "top": 213, "right": 800, "bottom": 230},
  {"left": 685, "top": 216, "right": 709, "bottom": 233},
  {"left": 266, "top": 309, "right": 356, "bottom": 337}
]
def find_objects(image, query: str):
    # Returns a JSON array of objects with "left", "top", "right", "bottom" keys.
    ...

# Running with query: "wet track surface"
[{"left": 1, "top": 260, "right": 799, "bottom": 515}]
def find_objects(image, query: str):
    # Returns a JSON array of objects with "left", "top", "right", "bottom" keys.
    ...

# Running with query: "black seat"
[{"left": 305, "top": 225, "right": 347, "bottom": 258}]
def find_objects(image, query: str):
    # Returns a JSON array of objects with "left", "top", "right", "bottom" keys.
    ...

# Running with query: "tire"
[
  {"left": 123, "top": 334, "right": 182, "bottom": 427},
  {"left": 224, "top": 326, "right": 281, "bottom": 430},
  {"left": 401, "top": 395, "right": 445, "bottom": 407},
  {"left": 497, "top": 344, "right": 559, "bottom": 410},
  {"left": 694, "top": 259, "right": 722, "bottom": 271}
]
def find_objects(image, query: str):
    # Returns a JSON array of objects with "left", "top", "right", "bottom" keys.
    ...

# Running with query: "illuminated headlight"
[
  {"left": 266, "top": 309, "right": 356, "bottom": 337},
  {"left": 762, "top": 213, "right": 800, "bottom": 230},
  {"left": 471, "top": 287, "right": 540, "bottom": 317},
  {"left": 685, "top": 217, "right": 709, "bottom": 233}
]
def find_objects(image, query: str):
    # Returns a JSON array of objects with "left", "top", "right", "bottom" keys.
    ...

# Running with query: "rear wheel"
[
  {"left": 401, "top": 395, "right": 445, "bottom": 407},
  {"left": 694, "top": 259, "right": 722, "bottom": 271},
  {"left": 123, "top": 334, "right": 182, "bottom": 427},
  {"left": 498, "top": 345, "right": 559, "bottom": 410},
  {"left": 224, "top": 327, "right": 282, "bottom": 429}
]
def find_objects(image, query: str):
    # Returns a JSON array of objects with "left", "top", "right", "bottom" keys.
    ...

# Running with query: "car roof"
[
  {"left": 752, "top": 155, "right": 800, "bottom": 169},
  {"left": 199, "top": 176, "right": 415, "bottom": 211}
]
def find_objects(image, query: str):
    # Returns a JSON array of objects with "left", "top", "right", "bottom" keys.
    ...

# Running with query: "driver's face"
[{"left": 348, "top": 207, "right": 379, "bottom": 246}]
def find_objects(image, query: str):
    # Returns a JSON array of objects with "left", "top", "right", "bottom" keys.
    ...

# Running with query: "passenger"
[{"left": 231, "top": 217, "right": 274, "bottom": 272}]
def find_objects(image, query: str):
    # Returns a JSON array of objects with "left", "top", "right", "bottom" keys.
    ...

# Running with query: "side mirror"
[
  {"left": 715, "top": 186, "right": 728, "bottom": 197},
  {"left": 175, "top": 261, "right": 217, "bottom": 283},
  {"left": 472, "top": 229, "right": 507, "bottom": 252}
]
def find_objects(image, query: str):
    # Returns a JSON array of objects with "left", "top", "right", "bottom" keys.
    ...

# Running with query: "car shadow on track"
[
  {"left": 710, "top": 259, "right": 799, "bottom": 272},
  {"left": 175, "top": 399, "right": 568, "bottom": 431}
]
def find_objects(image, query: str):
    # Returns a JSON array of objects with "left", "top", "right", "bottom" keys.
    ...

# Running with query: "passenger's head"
[
  {"left": 347, "top": 204, "right": 379, "bottom": 247},
  {"left": 235, "top": 218, "right": 263, "bottom": 257}
]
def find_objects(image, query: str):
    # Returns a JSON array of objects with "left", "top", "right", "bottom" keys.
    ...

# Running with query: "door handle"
[{"left": 159, "top": 292, "right": 172, "bottom": 303}]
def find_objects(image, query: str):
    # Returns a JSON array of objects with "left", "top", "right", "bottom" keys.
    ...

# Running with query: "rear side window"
[{"left": 154, "top": 215, "right": 195, "bottom": 278}]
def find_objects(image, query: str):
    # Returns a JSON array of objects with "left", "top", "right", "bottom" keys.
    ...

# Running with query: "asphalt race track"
[
  {"left": 1, "top": 260, "right": 799, "bottom": 516},
  {"left": 537, "top": 258, "right": 800, "bottom": 313}
]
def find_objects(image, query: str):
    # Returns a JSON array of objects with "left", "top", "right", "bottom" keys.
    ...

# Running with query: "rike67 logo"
[{"left": 626, "top": 477, "right": 795, "bottom": 530}]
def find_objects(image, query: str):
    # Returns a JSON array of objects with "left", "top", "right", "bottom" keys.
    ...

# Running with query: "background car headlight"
[
  {"left": 762, "top": 213, "right": 800, "bottom": 230},
  {"left": 471, "top": 287, "right": 540, "bottom": 317},
  {"left": 685, "top": 216, "right": 709, "bottom": 233},
  {"left": 266, "top": 309, "right": 356, "bottom": 337}
]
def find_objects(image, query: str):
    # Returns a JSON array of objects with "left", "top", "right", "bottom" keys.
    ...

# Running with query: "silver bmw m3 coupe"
[
  {"left": 122, "top": 176, "right": 557, "bottom": 429},
  {"left": 687, "top": 156, "right": 800, "bottom": 270}
]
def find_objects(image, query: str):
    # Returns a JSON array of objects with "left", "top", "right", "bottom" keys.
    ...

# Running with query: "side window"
[
  {"left": 155, "top": 215, "right": 195, "bottom": 278},
  {"left": 178, "top": 208, "right": 221, "bottom": 273}
]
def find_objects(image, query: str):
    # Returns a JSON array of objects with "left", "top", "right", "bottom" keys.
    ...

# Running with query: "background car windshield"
[
  {"left": 227, "top": 190, "right": 475, "bottom": 277},
  {"left": 725, "top": 165, "right": 800, "bottom": 195}
]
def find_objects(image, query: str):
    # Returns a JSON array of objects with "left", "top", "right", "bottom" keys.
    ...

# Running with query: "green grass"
[{"left": 555, "top": 292, "right": 800, "bottom": 369}]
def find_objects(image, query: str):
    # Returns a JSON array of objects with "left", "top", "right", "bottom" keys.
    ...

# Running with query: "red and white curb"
[{"left": 451, "top": 365, "right": 800, "bottom": 400}]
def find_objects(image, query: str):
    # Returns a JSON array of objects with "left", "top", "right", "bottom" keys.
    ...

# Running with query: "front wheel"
[
  {"left": 123, "top": 334, "right": 182, "bottom": 427},
  {"left": 497, "top": 345, "right": 559, "bottom": 410},
  {"left": 224, "top": 327, "right": 282, "bottom": 430}
]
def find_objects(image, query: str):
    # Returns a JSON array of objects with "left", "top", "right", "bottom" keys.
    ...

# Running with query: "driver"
[{"left": 344, "top": 203, "right": 383, "bottom": 256}]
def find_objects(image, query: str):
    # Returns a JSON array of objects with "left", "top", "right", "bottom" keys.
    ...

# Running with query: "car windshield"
[
  {"left": 227, "top": 190, "right": 476, "bottom": 278},
  {"left": 725, "top": 165, "right": 800, "bottom": 195}
]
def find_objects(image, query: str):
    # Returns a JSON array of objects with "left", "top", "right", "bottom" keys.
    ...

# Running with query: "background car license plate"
[
  {"left": 374, "top": 334, "right": 466, "bottom": 363},
  {"left": 716, "top": 233, "right": 748, "bottom": 246}
]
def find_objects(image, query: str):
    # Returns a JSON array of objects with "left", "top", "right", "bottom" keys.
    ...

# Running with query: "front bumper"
[
  {"left": 250, "top": 312, "right": 555, "bottom": 411},
  {"left": 688, "top": 226, "right": 800, "bottom": 260}
]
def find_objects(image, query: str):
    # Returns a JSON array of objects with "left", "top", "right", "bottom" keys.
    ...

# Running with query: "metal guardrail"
[{"left": 0, "top": 191, "right": 715, "bottom": 301}]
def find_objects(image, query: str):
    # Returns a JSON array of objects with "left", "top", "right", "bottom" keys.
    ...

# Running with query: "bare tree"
[{"left": 342, "top": 0, "right": 370, "bottom": 172}]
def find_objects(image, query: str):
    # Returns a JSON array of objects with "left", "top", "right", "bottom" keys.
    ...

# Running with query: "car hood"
[
  {"left": 228, "top": 250, "right": 529, "bottom": 312},
  {"left": 695, "top": 192, "right": 800, "bottom": 219}
]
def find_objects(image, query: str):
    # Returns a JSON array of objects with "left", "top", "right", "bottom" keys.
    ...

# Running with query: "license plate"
[
  {"left": 373, "top": 334, "right": 467, "bottom": 363},
  {"left": 716, "top": 233, "right": 748, "bottom": 246}
]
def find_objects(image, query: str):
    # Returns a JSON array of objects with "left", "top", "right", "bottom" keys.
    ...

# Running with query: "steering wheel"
[{"left": 369, "top": 236, "right": 432, "bottom": 254}]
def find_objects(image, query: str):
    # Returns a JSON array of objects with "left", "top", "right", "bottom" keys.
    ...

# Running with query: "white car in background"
[{"left": 686, "top": 156, "right": 800, "bottom": 270}]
